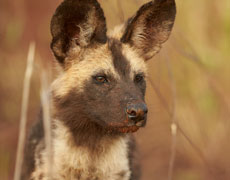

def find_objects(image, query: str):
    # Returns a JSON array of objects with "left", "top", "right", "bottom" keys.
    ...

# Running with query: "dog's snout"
[{"left": 126, "top": 103, "right": 148, "bottom": 123}]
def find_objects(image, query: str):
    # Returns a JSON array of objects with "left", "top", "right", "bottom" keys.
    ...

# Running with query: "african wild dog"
[{"left": 22, "top": 0, "right": 176, "bottom": 179}]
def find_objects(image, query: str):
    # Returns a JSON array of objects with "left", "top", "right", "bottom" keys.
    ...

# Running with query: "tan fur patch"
[
  {"left": 51, "top": 44, "right": 120, "bottom": 98},
  {"left": 122, "top": 44, "right": 148, "bottom": 79},
  {"left": 108, "top": 25, "right": 148, "bottom": 79},
  {"left": 107, "top": 24, "right": 125, "bottom": 40}
]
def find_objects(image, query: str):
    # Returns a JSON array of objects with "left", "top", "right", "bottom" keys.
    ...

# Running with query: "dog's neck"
[
  {"left": 52, "top": 119, "right": 128, "bottom": 153},
  {"left": 30, "top": 119, "right": 131, "bottom": 180}
]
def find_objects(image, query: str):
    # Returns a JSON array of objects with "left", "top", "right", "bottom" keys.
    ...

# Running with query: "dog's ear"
[
  {"left": 121, "top": 0, "right": 176, "bottom": 61},
  {"left": 51, "top": 0, "right": 107, "bottom": 65}
]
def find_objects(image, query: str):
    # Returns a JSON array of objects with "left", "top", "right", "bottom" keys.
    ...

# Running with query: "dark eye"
[
  {"left": 94, "top": 76, "right": 108, "bottom": 83},
  {"left": 134, "top": 74, "right": 144, "bottom": 83}
]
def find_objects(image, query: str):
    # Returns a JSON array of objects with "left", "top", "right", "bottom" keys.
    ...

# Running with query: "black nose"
[{"left": 126, "top": 103, "right": 148, "bottom": 123}]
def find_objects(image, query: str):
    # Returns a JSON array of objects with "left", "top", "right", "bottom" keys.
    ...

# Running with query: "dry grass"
[{"left": 14, "top": 42, "right": 35, "bottom": 180}]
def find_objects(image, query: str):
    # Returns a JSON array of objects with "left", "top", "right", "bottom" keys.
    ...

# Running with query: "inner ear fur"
[
  {"left": 121, "top": 0, "right": 176, "bottom": 61},
  {"left": 50, "top": 0, "right": 107, "bottom": 65}
]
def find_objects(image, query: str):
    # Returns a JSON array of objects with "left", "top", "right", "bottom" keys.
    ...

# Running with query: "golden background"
[{"left": 0, "top": 0, "right": 229, "bottom": 179}]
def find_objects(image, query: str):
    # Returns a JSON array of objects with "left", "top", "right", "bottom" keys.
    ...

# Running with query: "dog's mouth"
[
  {"left": 115, "top": 126, "right": 140, "bottom": 133},
  {"left": 107, "top": 119, "right": 146, "bottom": 133}
]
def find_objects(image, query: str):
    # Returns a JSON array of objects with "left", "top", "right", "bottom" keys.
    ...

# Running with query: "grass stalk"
[
  {"left": 14, "top": 42, "right": 35, "bottom": 180},
  {"left": 164, "top": 55, "right": 177, "bottom": 180}
]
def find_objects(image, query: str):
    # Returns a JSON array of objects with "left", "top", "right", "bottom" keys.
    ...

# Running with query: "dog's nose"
[{"left": 126, "top": 103, "right": 148, "bottom": 123}]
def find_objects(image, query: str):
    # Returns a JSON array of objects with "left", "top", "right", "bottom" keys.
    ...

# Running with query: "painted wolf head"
[{"left": 50, "top": 0, "right": 176, "bottom": 136}]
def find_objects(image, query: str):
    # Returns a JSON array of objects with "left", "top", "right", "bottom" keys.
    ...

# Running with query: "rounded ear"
[
  {"left": 121, "top": 0, "right": 176, "bottom": 61},
  {"left": 50, "top": 0, "right": 107, "bottom": 65}
]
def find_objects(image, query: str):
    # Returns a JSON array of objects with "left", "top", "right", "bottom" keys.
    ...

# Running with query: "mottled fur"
[{"left": 22, "top": 0, "right": 176, "bottom": 179}]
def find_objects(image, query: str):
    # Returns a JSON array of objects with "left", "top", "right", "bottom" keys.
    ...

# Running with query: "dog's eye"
[
  {"left": 94, "top": 76, "right": 108, "bottom": 83},
  {"left": 134, "top": 74, "right": 144, "bottom": 83}
]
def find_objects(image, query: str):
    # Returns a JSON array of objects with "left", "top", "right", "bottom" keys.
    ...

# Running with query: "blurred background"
[{"left": 0, "top": 0, "right": 229, "bottom": 179}]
